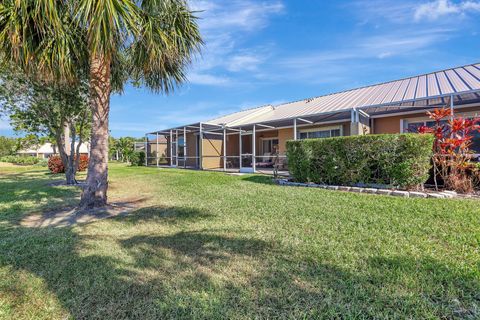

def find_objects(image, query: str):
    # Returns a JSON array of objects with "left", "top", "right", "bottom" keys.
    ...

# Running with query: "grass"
[{"left": 0, "top": 162, "right": 479, "bottom": 319}]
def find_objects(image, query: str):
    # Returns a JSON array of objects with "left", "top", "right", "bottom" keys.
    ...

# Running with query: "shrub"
[
  {"left": 78, "top": 154, "right": 89, "bottom": 171},
  {"left": 48, "top": 155, "right": 64, "bottom": 173},
  {"left": 47, "top": 155, "right": 89, "bottom": 173},
  {"left": 0, "top": 155, "right": 39, "bottom": 165},
  {"left": 286, "top": 133, "right": 434, "bottom": 189},
  {"left": 129, "top": 151, "right": 145, "bottom": 166},
  {"left": 415, "top": 107, "right": 480, "bottom": 193}
]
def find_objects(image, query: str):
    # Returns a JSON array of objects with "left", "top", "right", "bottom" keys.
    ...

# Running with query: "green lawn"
[{"left": 0, "top": 163, "right": 479, "bottom": 319}]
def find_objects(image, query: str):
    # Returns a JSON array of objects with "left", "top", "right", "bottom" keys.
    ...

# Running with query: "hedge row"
[
  {"left": 286, "top": 133, "right": 434, "bottom": 189},
  {"left": 0, "top": 155, "right": 40, "bottom": 165}
]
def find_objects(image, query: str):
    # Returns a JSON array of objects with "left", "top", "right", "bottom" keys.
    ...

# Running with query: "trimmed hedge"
[{"left": 286, "top": 133, "right": 434, "bottom": 189}]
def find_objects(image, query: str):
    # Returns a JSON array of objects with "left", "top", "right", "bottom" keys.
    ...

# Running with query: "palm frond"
[
  {"left": 0, "top": 0, "right": 84, "bottom": 82},
  {"left": 128, "top": 0, "right": 203, "bottom": 93},
  {"left": 0, "top": 0, "right": 203, "bottom": 93}
]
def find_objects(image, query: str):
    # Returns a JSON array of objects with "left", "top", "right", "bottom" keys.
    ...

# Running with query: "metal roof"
[
  {"left": 151, "top": 62, "right": 480, "bottom": 133},
  {"left": 206, "top": 105, "right": 273, "bottom": 126}
]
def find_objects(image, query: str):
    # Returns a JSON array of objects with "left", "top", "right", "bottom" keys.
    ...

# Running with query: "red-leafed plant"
[
  {"left": 417, "top": 107, "right": 480, "bottom": 193},
  {"left": 78, "top": 154, "right": 89, "bottom": 171},
  {"left": 48, "top": 155, "right": 65, "bottom": 174},
  {"left": 48, "top": 155, "right": 89, "bottom": 174}
]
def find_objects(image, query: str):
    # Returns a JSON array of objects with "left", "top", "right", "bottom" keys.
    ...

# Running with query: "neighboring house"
[
  {"left": 144, "top": 62, "right": 480, "bottom": 173},
  {"left": 17, "top": 142, "right": 90, "bottom": 159}
]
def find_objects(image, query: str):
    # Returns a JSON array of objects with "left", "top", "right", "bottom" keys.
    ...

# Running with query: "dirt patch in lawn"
[{"left": 20, "top": 197, "right": 147, "bottom": 228}]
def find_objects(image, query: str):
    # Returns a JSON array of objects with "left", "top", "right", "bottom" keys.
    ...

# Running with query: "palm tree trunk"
[{"left": 80, "top": 53, "right": 111, "bottom": 209}]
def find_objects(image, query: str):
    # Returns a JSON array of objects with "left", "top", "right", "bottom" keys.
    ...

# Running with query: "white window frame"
[{"left": 298, "top": 125, "right": 343, "bottom": 139}]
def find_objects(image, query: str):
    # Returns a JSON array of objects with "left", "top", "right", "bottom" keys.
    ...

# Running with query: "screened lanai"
[{"left": 144, "top": 63, "right": 480, "bottom": 174}]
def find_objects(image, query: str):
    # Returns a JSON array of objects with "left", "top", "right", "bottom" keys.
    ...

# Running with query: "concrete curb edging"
[{"left": 274, "top": 179, "right": 459, "bottom": 199}]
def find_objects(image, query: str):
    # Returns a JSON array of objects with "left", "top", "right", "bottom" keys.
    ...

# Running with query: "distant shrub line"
[
  {"left": 0, "top": 155, "right": 40, "bottom": 165},
  {"left": 286, "top": 133, "right": 434, "bottom": 189}
]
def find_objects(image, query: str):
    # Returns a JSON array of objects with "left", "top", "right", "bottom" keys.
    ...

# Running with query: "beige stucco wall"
[
  {"left": 278, "top": 128, "right": 293, "bottom": 155},
  {"left": 227, "top": 134, "right": 239, "bottom": 156},
  {"left": 201, "top": 135, "right": 223, "bottom": 169},
  {"left": 186, "top": 132, "right": 197, "bottom": 167},
  {"left": 372, "top": 115, "right": 403, "bottom": 134},
  {"left": 148, "top": 141, "right": 168, "bottom": 165}
]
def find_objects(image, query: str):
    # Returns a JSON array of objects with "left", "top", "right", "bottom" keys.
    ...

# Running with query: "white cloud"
[
  {"left": 187, "top": 0, "right": 284, "bottom": 85},
  {"left": 350, "top": 1, "right": 416, "bottom": 24},
  {"left": 359, "top": 28, "right": 453, "bottom": 54},
  {"left": 377, "top": 52, "right": 393, "bottom": 59},
  {"left": 268, "top": 27, "right": 455, "bottom": 85},
  {"left": 188, "top": 73, "right": 231, "bottom": 86},
  {"left": 227, "top": 54, "right": 264, "bottom": 72},
  {"left": 414, "top": 0, "right": 480, "bottom": 21},
  {"left": 191, "top": 0, "right": 284, "bottom": 32}
]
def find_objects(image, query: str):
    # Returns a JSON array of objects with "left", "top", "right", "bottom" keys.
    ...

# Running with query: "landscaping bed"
[{"left": 275, "top": 178, "right": 479, "bottom": 199}]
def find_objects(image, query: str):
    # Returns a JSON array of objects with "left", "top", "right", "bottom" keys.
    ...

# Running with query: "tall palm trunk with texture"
[{"left": 80, "top": 54, "right": 111, "bottom": 208}]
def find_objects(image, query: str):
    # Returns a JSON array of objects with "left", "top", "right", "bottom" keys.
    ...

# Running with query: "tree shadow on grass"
[
  {"left": 251, "top": 255, "right": 480, "bottom": 319},
  {"left": 120, "top": 205, "right": 215, "bottom": 226},
  {"left": 120, "top": 230, "right": 272, "bottom": 269},
  {"left": 0, "top": 175, "right": 80, "bottom": 225},
  {"left": 0, "top": 205, "right": 478, "bottom": 319}
]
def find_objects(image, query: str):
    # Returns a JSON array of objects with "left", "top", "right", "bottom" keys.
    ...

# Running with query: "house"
[
  {"left": 17, "top": 142, "right": 90, "bottom": 159},
  {"left": 144, "top": 63, "right": 480, "bottom": 174}
]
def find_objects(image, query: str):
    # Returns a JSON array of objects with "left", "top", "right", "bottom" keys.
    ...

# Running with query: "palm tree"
[{"left": 0, "top": 0, "right": 202, "bottom": 208}]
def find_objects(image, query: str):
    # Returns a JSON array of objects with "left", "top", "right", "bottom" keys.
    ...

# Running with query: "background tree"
[
  {"left": 109, "top": 136, "right": 120, "bottom": 161},
  {"left": 0, "top": 67, "right": 91, "bottom": 184},
  {"left": 116, "top": 137, "right": 136, "bottom": 163},
  {"left": 0, "top": 136, "right": 17, "bottom": 157},
  {"left": 0, "top": 1, "right": 202, "bottom": 208}
]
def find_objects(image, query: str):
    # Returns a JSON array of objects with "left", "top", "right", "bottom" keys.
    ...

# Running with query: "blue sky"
[{"left": 1, "top": 0, "right": 480, "bottom": 137}]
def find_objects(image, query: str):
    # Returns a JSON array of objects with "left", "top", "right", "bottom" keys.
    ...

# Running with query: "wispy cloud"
[
  {"left": 350, "top": 1, "right": 416, "bottom": 24},
  {"left": 414, "top": 0, "right": 480, "bottom": 21},
  {"left": 191, "top": 0, "right": 284, "bottom": 32},
  {"left": 107, "top": 0, "right": 480, "bottom": 137},
  {"left": 188, "top": 73, "right": 232, "bottom": 86},
  {"left": 226, "top": 54, "right": 264, "bottom": 72},
  {"left": 271, "top": 27, "right": 453, "bottom": 85},
  {"left": 186, "top": 0, "right": 284, "bottom": 85},
  {"left": 358, "top": 28, "right": 453, "bottom": 56}
]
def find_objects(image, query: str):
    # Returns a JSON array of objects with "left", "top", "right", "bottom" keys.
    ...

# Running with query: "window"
[
  {"left": 404, "top": 114, "right": 480, "bottom": 154},
  {"left": 261, "top": 139, "right": 279, "bottom": 154},
  {"left": 299, "top": 128, "right": 341, "bottom": 139},
  {"left": 177, "top": 137, "right": 185, "bottom": 157},
  {"left": 178, "top": 137, "right": 185, "bottom": 148},
  {"left": 405, "top": 120, "right": 448, "bottom": 133},
  {"left": 471, "top": 130, "right": 480, "bottom": 154}
]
